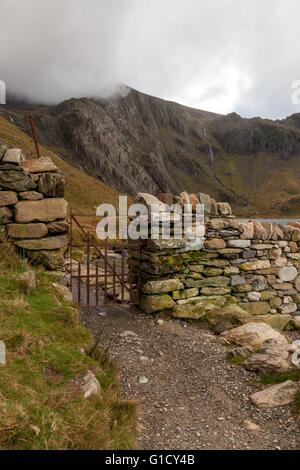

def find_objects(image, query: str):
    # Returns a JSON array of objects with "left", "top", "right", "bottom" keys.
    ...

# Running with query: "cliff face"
[
  {"left": 211, "top": 112, "right": 300, "bottom": 159},
  {"left": 4, "top": 88, "right": 300, "bottom": 216}
]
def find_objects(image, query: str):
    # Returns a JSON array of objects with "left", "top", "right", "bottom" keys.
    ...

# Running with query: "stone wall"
[
  {"left": 130, "top": 192, "right": 300, "bottom": 331},
  {"left": 0, "top": 147, "right": 68, "bottom": 269}
]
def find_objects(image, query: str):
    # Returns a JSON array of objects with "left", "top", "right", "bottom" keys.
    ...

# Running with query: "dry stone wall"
[
  {"left": 130, "top": 192, "right": 300, "bottom": 331},
  {"left": 0, "top": 146, "right": 68, "bottom": 269}
]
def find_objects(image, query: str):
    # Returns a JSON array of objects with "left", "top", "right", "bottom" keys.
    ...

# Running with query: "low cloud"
[{"left": 0, "top": 0, "right": 299, "bottom": 118}]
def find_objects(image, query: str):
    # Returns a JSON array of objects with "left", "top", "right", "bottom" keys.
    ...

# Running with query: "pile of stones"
[
  {"left": 0, "top": 147, "right": 68, "bottom": 269},
  {"left": 130, "top": 192, "right": 300, "bottom": 331}
]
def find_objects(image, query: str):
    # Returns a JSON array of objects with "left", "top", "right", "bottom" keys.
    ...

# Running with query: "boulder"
[
  {"left": 198, "top": 193, "right": 213, "bottom": 214},
  {"left": 289, "top": 241, "right": 298, "bottom": 253},
  {"left": 252, "top": 221, "right": 267, "bottom": 240},
  {"left": 198, "top": 276, "right": 230, "bottom": 288},
  {"left": 201, "top": 287, "right": 231, "bottom": 295},
  {"left": 177, "top": 295, "right": 226, "bottom": 309},
  {"left": 224, "top": 266, "right": 240, "bottom": 275},
  {"left": 0, "top": 191, "right": 18, "bottom": 206},
  {"left": 172, "top": 288, "right": 199, "bottom": 300},
  {"left": 251, "top": 275, "right": 268, "bottom": 291},
  {"left": 216, "top": 202, "right": 232, "bottom": 215},
  {"left": 20, "top": 157, "right": 59, "bottom": 173},
  {"left": 0, "top": 163, "right": 23, "bottom": 171},
  {"left": 0, "top": 169, "right": 36, "bottom": 191},
  {"left": 268, "top": 247, "right": 282, "bottom": 260},
  {"left": 15, "top": 235, "right": 68, "bottom": 251},
  {"left": 189, "top": 193, "right": 200, "bottom": 206},
  {"left": 280, "top": 303, "right": 297, "bottom": 314},
  {"left": 187, "top": 271, "right": 203, "bottom": 279},
  {"left": 46, "top": 220, "right": 69, "bottom": 234},
  {"left": 214, "top": 320, "right": 234, "bottom": 335},
  {"left": 227, "top": 346, "right": 252, "bottom": 359},
  {"left": 270, "top": 297, "right": 282, "bottom": 308},
  {"left": 250, "top": 381, "right": 299, "bottom": 408},
  {"left": 231, "top": 275, "right": 246, "bottom": 286},
  {"left": 146, "top": 238, "right": 186, "bottom": 251},
  {"left": 242, "top": 249, "right": 257, "bottom": 259},
  {"left": 199, "top": 259, "right": 229, "bottom": 267},
  {"left": 274, "top": 256, "right": 287, "bottom": 267},
  {"left": 252, "top": 314, "right": 292, "bottom": 331},
  {"left": 252, "top": 244, "right": 274, "bottom": 250},
  {"left": 135, "top": 192, "right": 167, "bottom": 211},
  {"left": 140, "top": 294, "right": 175, "bottom": 313},
  {"left": 278, "top": 266, "right": 297, "bottom": 282},
  {"left": 240, "top": 260, "right": 270, "bottom": 271},
  {"left": 219, "top": 322, "right": 288, "bottom": 352},
  {"left": 204, "top": 238, "right": 226, "bottom": 250},
  {"left": 238, "top": 221, "right": 254, "bottom": 240},
  {"left": 172, "top": 303, "right": 206, "bottom": 320},
  {"left": 142, "top": 278, "right": 184, "bottom": 294},
  {"left": 27, "top": 249, "right": 65, "bottom": 270},
  {"left": 179, "top": 191, "right": 191, "bottom": 206},
  {"left": 7, "top": 223, "right": 48, "bottom": 239},
  {"left": 18, "top": 191, "right": 43, "bottom": 201},
  {"left": 15, "top": 198, "right": 68, "bottom": 223},
  {"left": 218, "top": 248, "right": 242, "bottom": 259},
  {"left": 241, "top": 301, "right": 270, "bottom": 315},
  {"left": 157, "top": 193, "right": 174, "bottom": 206},
  {"left": 244, "top": 343, "right": 300, "bottom": 375},
  {"left": 203, "top": 267, "right": 223, "bottom": 277},
  {"left": 75, "top": 370, "right": 102, "bottom": 399},
  {"left": 0, "top": 207, "right": 13, "bottom": 223},
  {"left": 228, "top": 239, "right": 251, "bottom": 248},
  {"left": 293, "top": 275, "right": 300, "bottom": 292},
  {"left": 288, "top": 221, "right": 300, "bottom": 229},
  {"left": 208, "top": 218, "right": 239, "bottom": 231},
  {"left": 272, "top": 225, "right": 284, "bottom": 241},
  {"left": 292, "top": 316, "right": 300, "bottom": 330},
  {"left": 248, "top": 292, "right": 261, "bottom": 302},
  {"left": 261, "top": 221, "right": 273, "bottom": 239},
  {"left": 52, "top": 283, "right": 73, "bottom": 303},
  {"left": 260, "top": 290, "right": 277, "bottom": 301},
  {"left": 206, "top": 304, "right": 251, "bottom": 326},
  {"left": 233, "top": 284, "right": 252, "bottom": 293},
  {"left": 38, "top": 172, "right": 65, "bottom": 197},
  {"left": 2, "top": 148, "right": 26, "bottom": 163},
  {"left": 272, "top": 282, "right": 293, "bottom": 290}
]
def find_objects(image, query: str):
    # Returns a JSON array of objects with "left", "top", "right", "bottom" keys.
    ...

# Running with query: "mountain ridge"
[{"left": 2, "top": 87, "right": 300, "bottom": 216}]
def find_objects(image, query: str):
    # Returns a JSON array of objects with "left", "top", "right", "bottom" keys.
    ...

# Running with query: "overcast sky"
[{"left": 0, "top": 0, "right": 299, "bottom": 118}]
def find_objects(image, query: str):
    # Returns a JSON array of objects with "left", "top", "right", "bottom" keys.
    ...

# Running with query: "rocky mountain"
[{"left": 2, "top": 87, "right": 300, "bottom": 216}]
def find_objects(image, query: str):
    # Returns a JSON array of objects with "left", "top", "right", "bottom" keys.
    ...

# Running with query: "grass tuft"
[
  {"left": 226, "top": 352, "right": 246, "bottom": 365},
  {"left": 260, "top": 370, "right": 300, "bottom": 385},
  {"left": 0, "top": 242, "right": 136, "bottom": 449}
]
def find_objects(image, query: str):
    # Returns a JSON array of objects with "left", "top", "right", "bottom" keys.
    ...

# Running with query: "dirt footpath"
[{"left": 80, "top": 306, "right": 299, "bottom": 450}]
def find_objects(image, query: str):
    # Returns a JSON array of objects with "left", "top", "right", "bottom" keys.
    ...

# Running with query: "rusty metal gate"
[{"left": 68, "top": 212, "right": 141, "bottom": 309}]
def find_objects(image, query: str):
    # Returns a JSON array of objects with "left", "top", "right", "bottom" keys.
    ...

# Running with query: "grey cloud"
[{"left": 0, "top": 0, "right": 299, "bottom": 118}]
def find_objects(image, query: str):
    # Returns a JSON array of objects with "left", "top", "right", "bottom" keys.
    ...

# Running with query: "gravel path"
[{"left": 79, "top": 304, "right": 299, "bottom": 450}]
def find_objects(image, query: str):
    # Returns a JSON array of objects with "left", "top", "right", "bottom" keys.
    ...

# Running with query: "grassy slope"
[
  {"left": 0, "top": 115, "right": 124, "bottom": 214},
  {"left": 0, "top": 242, "right": 136, "bottom": 450},
  {"left": 214, "top": 150, "right": 300, "bottom": 218}
]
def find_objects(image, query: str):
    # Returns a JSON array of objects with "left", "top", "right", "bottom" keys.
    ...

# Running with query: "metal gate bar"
[{"left": 68, "top": 212, "right": 141, "bottom": 309}]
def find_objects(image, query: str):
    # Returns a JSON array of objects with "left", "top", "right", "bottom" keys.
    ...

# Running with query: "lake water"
[{"left": 237, "top": 218, "right": 300, "bottom": 225}]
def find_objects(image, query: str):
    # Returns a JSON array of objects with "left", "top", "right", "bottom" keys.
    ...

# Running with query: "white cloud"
[{"left": 0, "top": 0, "right": 299, "bottom": 118}]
